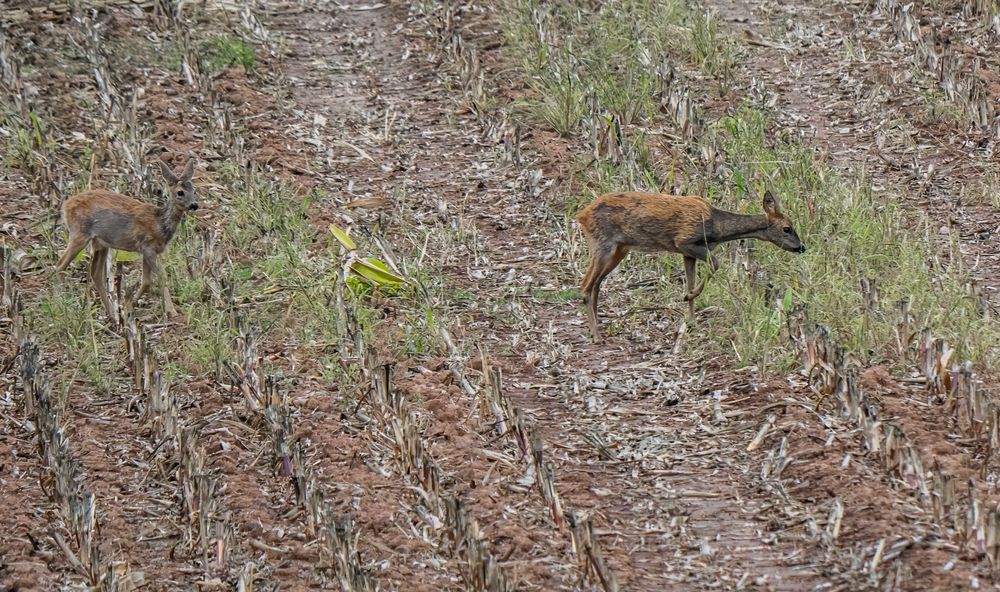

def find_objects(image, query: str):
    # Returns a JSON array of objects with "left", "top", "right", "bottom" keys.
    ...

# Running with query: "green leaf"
[
  {"left": 29, "top": 111, "right": 43, "bottom": 148},
  {"left": 349, "top": 257, "right": 407, "bottom": 287},
  {"left": 346, "top": 275, "right": 372, "bottom": 297},
  {"left": 782, "top": 287, "right": 793, "bottom": 313},
  {"left": 329, "top": 224, "right": 357, "bottom": 251}
]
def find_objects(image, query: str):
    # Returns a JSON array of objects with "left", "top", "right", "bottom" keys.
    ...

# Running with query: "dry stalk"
[
  {"left": 230, "top": 317, "right": 377, "bottom": 591},
  {"left": 657, "top": 60, "right": 701, "bottom": 141},
  {"left": 785, "top": 305, "right": 1000, "bottom": 570},
  {"left": 368, "top": 359, "right": 513, "bottom": 592},
  {"left": 9, "top": 257, "right": 121, "bottom": 587},
  {"left": 877, "top": 0, "right": 998, "bottom": 132},
  {"left": 567, "top": 512, "right": 619, "bottom": 592}
]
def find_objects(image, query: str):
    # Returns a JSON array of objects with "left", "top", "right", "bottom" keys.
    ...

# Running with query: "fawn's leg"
[
  {"left": 580, "top": 235, "right": 604, "bottom": 306},
  {"left": 141, "top": 252, "right": 177, "bottom": 317},
  {"left": 587, "top": 245, "right": 628, "bottom": 342},
  {"left": 581, "top": 256, "right": 598, "bottom": 307},
  {"left": 159, "top": 263, "right": 177, "bottom": 317},
  {"left": 580, "top": 243, "right": 604, "bottom": 337},
  {"left": 55, "top": 233, "right": 90, "bottom": 272},
  {"left": 135, "top": 252, "right": 154, "bottom": 304},
  {"left": 708, "top": 252, "right": 720, "bottom": 273},
  {"left": 89, "top": 247, "right": 116, "bottom": 321}
]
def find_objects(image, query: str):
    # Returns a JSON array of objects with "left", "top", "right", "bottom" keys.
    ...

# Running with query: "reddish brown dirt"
[
  {"left": 690, "top": 0, "right": 1000, "bottom": 588},
  {"left": 0, "top": 415, "right": 62, "bottom": 591}
]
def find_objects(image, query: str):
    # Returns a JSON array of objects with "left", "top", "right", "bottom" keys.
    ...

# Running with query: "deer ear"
[
  {"left": 158, "top": 159, "right": 179, "bottom": 184},
  {"left": 181, "top": 157, "right": 196, "bottom": 181},
  {"left": 762, "top": 190, "right": 780, "bottom": 217}
]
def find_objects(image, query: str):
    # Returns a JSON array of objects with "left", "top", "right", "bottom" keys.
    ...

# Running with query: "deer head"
[
  {"left": 158, "top": 157, "right": 198, "bottom": 212},
  {"left": 761, "top": 191, "right": 805, "bottom": 254}
]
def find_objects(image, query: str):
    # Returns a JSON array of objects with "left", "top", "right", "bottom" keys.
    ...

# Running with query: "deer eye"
[
  {"left": 783, "top": 226, "right": 793, "bottom": 233},
  {"left": 177, "top": 190, "right": 185, "bottom": 196}
]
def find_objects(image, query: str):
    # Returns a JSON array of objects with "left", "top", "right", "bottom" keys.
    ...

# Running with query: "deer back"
[
  {"left": 577, "top": 192, "right": 712, "bottom": 252},
  {"left": 63, "top": 190, "right": 165, "bottom": 253}
]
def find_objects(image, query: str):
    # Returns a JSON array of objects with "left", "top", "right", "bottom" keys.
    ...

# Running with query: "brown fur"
[
  {"left": 61, "top": 191, "right": 171, "bottom": 253},
  {"left": 577, "top": 190, "right": 805, "bottom": 341},
  {"left": 577, "top": 193, "right": 713, "bottom": 253},
  {"left": 55, "top": 157, "right": 198, "bottom": 323}
]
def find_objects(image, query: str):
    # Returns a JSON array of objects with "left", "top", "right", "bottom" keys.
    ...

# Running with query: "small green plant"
[
  {"left": 330, "top": 224, "right": 410, "bottom": 296},
  {"left": 919, "top": 86, "right": 963, "bottom": 126},
  {"left": 205, "top": 36, "right": 255, "bottom": 73},
  {"left": 186, "top": 306, "right": 234, "bottom": 378},
  {"left": 530, "top": 287, "right": 579, "bottom": 303},
  {"left": 684, "top": 10, "right": 738, "bottom": 83}
]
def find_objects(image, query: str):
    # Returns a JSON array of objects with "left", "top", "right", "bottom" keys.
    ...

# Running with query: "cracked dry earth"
[{"left": 3, "top": 0, "right": 1000, "bottom": 591}]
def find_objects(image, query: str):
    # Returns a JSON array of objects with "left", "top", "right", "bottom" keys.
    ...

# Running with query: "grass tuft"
[{"left": 205, "top": 36, "right": 255, "bottom": 73}]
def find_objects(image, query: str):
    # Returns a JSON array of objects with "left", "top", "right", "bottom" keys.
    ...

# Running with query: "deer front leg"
[
  {"left": 135, "top": 252, "right": 153, "bottom": 303},
  {"left": 683, "top": 256, "right": 699, "bottom": 318},
  {"left": 680, "top": 245, "right": 711, "bottom": 318},
  {"left": 56, "top": 233, "right": 90, "bottom": 272},
  {"left": 160, "top": 269, "right": 177, "bottom": 317},
  {"left": 708, "top": 252, "right": 720, "bottom": 273},
  {"left": 89, "top": 247, "right": 116, "bottom": 323},
  {"left": 140, "top": 252, "right": 177, "bottom": 317}
]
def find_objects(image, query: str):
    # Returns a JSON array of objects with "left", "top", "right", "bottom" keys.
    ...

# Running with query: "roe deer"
[
  {"left": 55, "top": 157, "right": 199, "bottom": 322},
  {"left": 576, "top": 190, "right": 805, "bottom": 341}
]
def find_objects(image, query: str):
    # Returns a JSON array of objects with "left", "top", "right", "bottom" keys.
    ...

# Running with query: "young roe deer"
[
  {"left": 576, "top": 190, "right": 805, "bottom": 341},
  {"left": 55, "top": 157, "right": 199, "bottom": 321}
]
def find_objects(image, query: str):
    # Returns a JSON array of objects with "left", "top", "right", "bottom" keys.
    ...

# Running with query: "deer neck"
[
  {"left": 157, "top": 202, "right": 186, "bottom": 244},
  {"left": 708, "top": 209, "right": 770, "bottom": 245}
]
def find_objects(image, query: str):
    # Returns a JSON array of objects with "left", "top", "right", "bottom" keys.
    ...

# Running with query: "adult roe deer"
[
  {"left": 55, "top": 156, "right": 199, "bottom": 321},
  {"left": 576, "top": 190, "right": 805, "bottom": 341}
]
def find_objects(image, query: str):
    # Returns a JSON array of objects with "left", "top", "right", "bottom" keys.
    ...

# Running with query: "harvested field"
[{"left": 2, "top": 0, "right": 1000, "bottom": 591}]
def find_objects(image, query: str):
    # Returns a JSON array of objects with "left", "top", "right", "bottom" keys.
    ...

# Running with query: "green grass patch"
[
  {"left": 502, "top": 0, "right": 738, "bottom": 135},
  {"left": 204, "top": 36, "right": 255, "bottom": 73},
  {"left": 31, "top": 287, "right": 115, "bottom": 396}
]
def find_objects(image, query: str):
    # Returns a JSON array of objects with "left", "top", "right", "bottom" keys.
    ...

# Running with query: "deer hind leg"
[
  {"left": 55, "top": 232, "right": 90, "bottom": 272},
  {"left": 585, "top": 244, "right": 628, "bottom": 342},
  {"left": 580, "top": 252, "right": 598, "bottom": 307},
  {"left": 89, "top": 247, "right": 116, "bottom": 321}
]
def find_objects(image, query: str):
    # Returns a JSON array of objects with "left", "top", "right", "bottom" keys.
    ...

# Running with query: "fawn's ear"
[
  {"left": 158, "top": 159, "right": 179, "bottom": 184},
  {"left": 762, "top": 190, "right": 781, "bottom": 218},
  {"left": 181, "top": 157, "right": 196, "bottom": 181}
]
